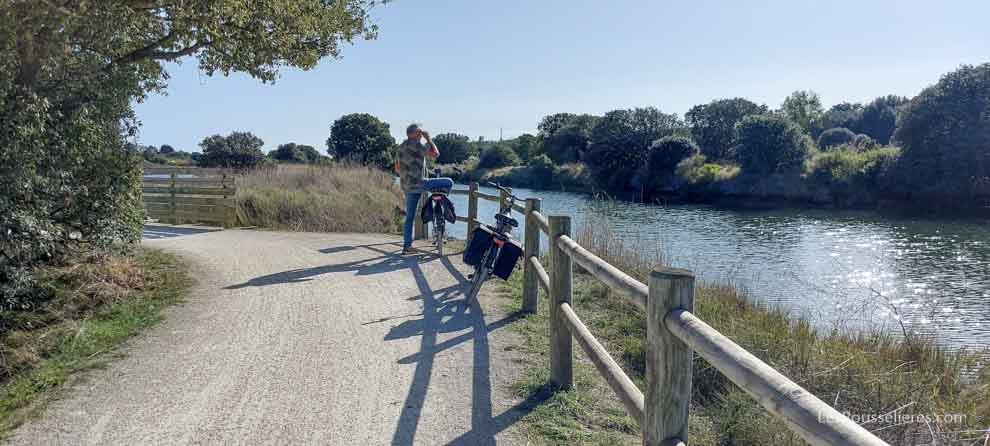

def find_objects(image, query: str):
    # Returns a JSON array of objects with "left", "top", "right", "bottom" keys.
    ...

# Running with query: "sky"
[{"left": 133, "top": 0, "right": 990, "bottom": 152}]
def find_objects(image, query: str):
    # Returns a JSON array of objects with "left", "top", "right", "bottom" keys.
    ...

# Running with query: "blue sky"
[{"left": 133, "top": 0, "right": 990, "bottom": 152}]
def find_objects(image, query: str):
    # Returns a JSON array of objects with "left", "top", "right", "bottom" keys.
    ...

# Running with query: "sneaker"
[{"left": 401, "top": 246, "right": 413, "bottom": 255}]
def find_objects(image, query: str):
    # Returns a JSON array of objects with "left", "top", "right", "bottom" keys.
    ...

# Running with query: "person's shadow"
[{"left": 224, "top": 243, "right": 430, "bottom": 289}]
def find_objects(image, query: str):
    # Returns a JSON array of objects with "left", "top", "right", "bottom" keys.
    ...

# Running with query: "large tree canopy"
[
  {"left": 586, "top": 107, "right": 684, "bottom": 191},
  {"left": 198, "top": 131, "right": 266, "bottom": 168},
  {"left": 1, "top": 1, "right": 380, "bottom": 309},
  {"left": 686, "top": 98, "right": 768, "bottom": 161},
  {"left": 538, "top": 113, "right": 600, "bottom": 164},
  {"left": 893, "top": 64, "right": 990, "bottom": 203},
  {"left": 433, "top": 133, "right": 472, "bottom": 164},
  {"left": 779, "top": 90, "right": 824, "bottom": 136},
  {"left": 734, "top": 115, "right": 812, "bottom": 176},
  {"left": 326, "top": 113, "right": 395, "bottom": 169}
]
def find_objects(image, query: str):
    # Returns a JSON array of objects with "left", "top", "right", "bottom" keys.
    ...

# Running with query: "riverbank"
[
  {"left": 501, "top": 223, "right": 990, "bottom": 445},
  {"left": 438, "top": 148, "right": 990, "bottom": 216},
  {"left": 0, "top": 248, "right": 191, "bottom": 435}
]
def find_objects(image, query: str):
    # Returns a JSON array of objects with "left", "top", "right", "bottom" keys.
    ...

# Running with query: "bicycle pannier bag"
[
  {"left": 492, "top": 238, "right": 523, "bottom": 280},
  {"left": 463, "top": 227, "right": 493, "bottom": 266}
]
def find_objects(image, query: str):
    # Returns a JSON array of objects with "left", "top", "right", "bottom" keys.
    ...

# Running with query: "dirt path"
[{"left": 9, "top": 226, "right": 533, "bottom": 445}]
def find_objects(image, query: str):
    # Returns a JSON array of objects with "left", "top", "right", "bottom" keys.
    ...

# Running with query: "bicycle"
[
  {"left": 465, "top": 182, "right": 523, "bottom": 302},
  {"left": 426, "top": 168, "right": 451, "bottom": 256}
]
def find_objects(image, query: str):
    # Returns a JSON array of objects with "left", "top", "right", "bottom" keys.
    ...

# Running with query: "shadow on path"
[
  {"left": 224, "top": 243, "right": 431, "bottom": 289},
  {"left": 142, "top": 224, "right": 219, "bottom": 240},
  {"left": 389, "top": 249, "right": 538, "bottom": 446}
]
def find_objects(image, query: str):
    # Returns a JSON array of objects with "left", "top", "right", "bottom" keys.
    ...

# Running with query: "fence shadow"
[{"left": 141, "top": 224, "right": 220, "bottom": 239}]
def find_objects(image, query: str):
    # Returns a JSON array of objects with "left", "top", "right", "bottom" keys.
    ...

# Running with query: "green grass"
[
  {"left": 0, "top": 248, "right": 191, "bottom": 436},
  {"left": 495, "top": 222, "right": 990, "bottom": 446}
]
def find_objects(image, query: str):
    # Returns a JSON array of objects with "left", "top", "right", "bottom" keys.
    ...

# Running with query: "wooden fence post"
[
  {"left": 468, "top": 182, "right": 479, "bottom": 234},
  {"left": 549, "top": 215, "right": 573, "bottom": 389},
  {"left": 645, "top": 267, "right": 695, "bottom": 446},
  {"left": 522, "top": 198, "right": 542, "bottom": 314},
  {"left": 169, "top": 171, "right": 177, "bottom": 225}
]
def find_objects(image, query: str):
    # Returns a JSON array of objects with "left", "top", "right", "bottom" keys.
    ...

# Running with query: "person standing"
[{"left": 396, "top": 123, "right": 439, "bottom": 254}]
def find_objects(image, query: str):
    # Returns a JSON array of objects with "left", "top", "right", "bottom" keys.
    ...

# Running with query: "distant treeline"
[{"left": 147, "top": 63, "right": 990, "bottom": 213}]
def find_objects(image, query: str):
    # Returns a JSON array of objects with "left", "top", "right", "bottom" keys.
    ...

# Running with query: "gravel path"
[{"left": 8, "top": 226, "right": 531, "bottom": 445}]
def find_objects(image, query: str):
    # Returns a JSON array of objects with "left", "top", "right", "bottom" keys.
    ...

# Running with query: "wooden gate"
[{"left": 142, "top": 166, "right": 237, "bottom": 227}]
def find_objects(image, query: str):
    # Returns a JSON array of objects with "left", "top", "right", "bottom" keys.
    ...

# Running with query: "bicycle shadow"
[{"left": 388, "top": 250, "right": 541, "bottom": 446}]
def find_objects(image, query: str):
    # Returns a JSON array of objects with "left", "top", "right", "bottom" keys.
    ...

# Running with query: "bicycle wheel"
[
  {"left": 435, "top": 215, "right": 444, "bottom": 256},
  {"left": 466, "top": 250, "right": 491, "bottom": 301}
]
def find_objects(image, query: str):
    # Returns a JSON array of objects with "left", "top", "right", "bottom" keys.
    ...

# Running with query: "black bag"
[
  {"left": 440, "top": 195, "right": 457, "bottom": 223},
  {"left": 463, "top": 227, "right": 493, "bottom": 266},
  {"left": 492, "top": 238, "right": 523, "bottom": 280},
  {"left": 421, "top": 194, "right": 457, "bottom": 224}
]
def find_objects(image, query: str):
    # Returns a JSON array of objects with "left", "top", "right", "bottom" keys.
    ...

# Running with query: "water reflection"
[{"left": 446, "top": 186, "right": 990, "bottom": 349}]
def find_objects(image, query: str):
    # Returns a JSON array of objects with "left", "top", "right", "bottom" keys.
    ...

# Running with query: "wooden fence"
[
  {"left": 454, "top": 182, "right": 890, "bottom": 446},
  {"left": 142, "top": 166, "right": 237, "bottom": 227}
]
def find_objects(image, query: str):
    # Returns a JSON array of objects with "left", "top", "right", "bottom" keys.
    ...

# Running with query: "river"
[{"left": 444, "top": 185, "right": 990, "bottom": 350}]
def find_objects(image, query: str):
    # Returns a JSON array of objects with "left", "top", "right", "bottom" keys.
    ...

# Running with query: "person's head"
[{"left": 406, "top": 123, "right": 423, "bottom": 140}]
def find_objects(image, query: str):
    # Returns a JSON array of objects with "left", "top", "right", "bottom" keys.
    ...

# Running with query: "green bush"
[
  {"left": 853, "top": 134, "right": 877, "bottom": 150},
  {"left": 477, "top": 144, "right": 521, "bottom": 169},
  {"left": 893, "top": 64, "right": 990, "bottom": 205},
  {"left": 817, "top": 127, "right": 857, "bottom": 150},
  {"left": 734, "top": 114, "right": 813, "bottom": 176},
  {"left": 269, "top": 143, "right": 320, "bottom": 164},
  {"left": 527, "top": 154, "right": 559, "bottom": 188},
  {"left": 807, "top": 146, "right": 900, "bottom": 203}
]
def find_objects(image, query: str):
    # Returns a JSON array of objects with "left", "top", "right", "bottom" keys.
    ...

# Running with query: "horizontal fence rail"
[
  {"left": 453, "top": 180, "right": 892, "bottom": 445},
  {"left": 142, "top": 167, "right": 236, "bottom": 227}
]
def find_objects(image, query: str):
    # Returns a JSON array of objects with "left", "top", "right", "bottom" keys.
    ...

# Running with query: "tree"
[
  {"left": 159, "top": 144, "right": 176, "bottom": 154},
  {"left": 821, "top": 102, "right": 864, "bottom": 133},
  {"left": 198, "top": 132, "right": 266, "bottom": 168},
  {"left": 893, "top": 64, "right": 990, "bottom": 203},
  {"left": 510, "top": 133, "right": 540, "bottom": 162},
  {"left": 538, "top": 113, "right": 600, "bottom": 164},
  {"left": 1, "top": 1, "right": 380, "bottom": 307},
  {"left": 433, "top": 133, "right": 471, "bottom": 164},
  {"left": 861, "top": 95, "right": 908, "bottom": 145},
  {"left": 817, "top": 128, "right": 857, "bottom": 150},
  {"left": 477, "top": 144, "right": 521, "bottom": 169},
  {"left": 326, "top": 113, "right": 395, "bottom": 169},
  {"left": 270, "top": 142, "right": 319, "bottom": 163},
  {"left": 586, "top": 107, "right": 684, "bottom": 191},
  {"left": 734, "top": 115, "right": 812, "bottom": 176},
  {"left": 780, "top": 90, "right": 824, "bottom": 136},
  {"left": 686, "top": 98, "right": 768, "bottom": 161}
]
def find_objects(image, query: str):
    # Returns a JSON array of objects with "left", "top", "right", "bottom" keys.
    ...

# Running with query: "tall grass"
[
  {"left": 236, "top": 164, "right": 404, "bottom": 233},
  {"left": 509, "top": 220, "right": 989, "bottom": 445}
]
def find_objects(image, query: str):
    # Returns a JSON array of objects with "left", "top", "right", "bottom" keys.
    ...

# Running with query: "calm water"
[{"left": 445, "top": 186, "right": 990, "bottom": 349}]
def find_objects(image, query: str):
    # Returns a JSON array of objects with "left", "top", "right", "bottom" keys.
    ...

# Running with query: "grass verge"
[
  {"left": 496, "top": 223, "right": 990, "bottom": 445},
  {"left": 0, "top": 248, "right": 191, "bottom": 436}
]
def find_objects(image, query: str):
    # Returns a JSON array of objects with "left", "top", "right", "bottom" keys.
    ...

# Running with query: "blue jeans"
[{"left": 402, "top": 178, "right": 455, "bottom": 249}]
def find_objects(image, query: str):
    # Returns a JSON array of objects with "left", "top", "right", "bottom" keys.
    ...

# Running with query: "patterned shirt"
[{"left": 399, "top": 138, "right": 429, "bottom": 192}]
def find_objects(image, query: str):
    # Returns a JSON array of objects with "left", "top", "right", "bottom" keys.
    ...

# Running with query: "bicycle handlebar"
[{"left": 486, "top": 182, "right": 523, "bottom": 204}]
